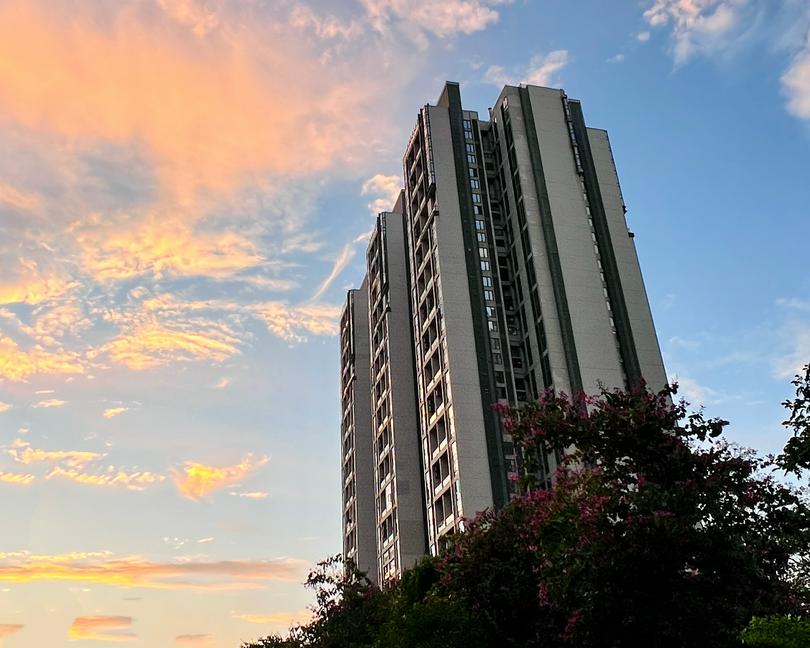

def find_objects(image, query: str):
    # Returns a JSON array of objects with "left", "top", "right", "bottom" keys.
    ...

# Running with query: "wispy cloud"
[
  {"left": 254, "top": 302, "right": 341, "bottom": 343},
  {"left": 485, "top": 50, "right": 570, "bottom": 87},
  {"left": 103, "top": 407, "right": 130, "bottom": 419},
  {"left": 0, "top": 335, "right": 83, "bottom": 381},
  {"left": 362, "top": 0, "right": 506, "bottom": 40},
  {"left": 68, "top": 616, "right": 136, "bottom": 642},
  {"left": 32, "top": 398, "right": 67, "bottom": 409},
  {"left": 229, "top": 491, "right": 269, "bottom": 499},
  {"left": 0, "top": 472, "right": 35, "bottom": 486},
  {"left": 0, "top": 402, "right": 11, "bottom": 413},
  {"left": 783, "top": 30, "right": 810, "bottom": 120},
  {"left": 214, "top": 377, "right": 231, "bottom": 389},
  {"left": 361, "top": 174, "right": 401, "bottom": 216},
  {"left": 773, "top": 320, "right": 810, "bottom": 379},
  {"left": 45, "top": 467, "right": 166, "bottom": 491},
  {"left": 7, "top": 439, "right": 104, "bottom": 469},
  {"left": 0, "top": 551, "right": 306, "bottom": 590},
  {"left": 643, "top": 0, "right": 740, "bottom": 63},
  {"left": 172, "top": 454, "right": 270, "bottom": 500}
]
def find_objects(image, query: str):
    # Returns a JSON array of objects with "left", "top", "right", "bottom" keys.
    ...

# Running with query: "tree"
[
  {"left": 779, "top": 364, "right": 810, "bottom": 476},
  {"left": 440, "top": 384, "right": 810, "bottom": 647},
  {"left": 740, "top": 614, "right": 810, "bottom": 647}
]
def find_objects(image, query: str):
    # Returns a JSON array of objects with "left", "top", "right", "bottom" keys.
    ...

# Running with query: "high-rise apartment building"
[
  {"left": 339, "top": 280, "right": 377, "bottom": 581},
  {"left": 339, "top": 81, "right": 667, "bottom": 578},
  {"left": 366, "top": 194, "right": 427, "bottom": 581}
]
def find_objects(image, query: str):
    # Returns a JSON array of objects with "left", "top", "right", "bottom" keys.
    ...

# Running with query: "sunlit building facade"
[{"left": 340, "top": 81, "right": 667, "bottom": 577}]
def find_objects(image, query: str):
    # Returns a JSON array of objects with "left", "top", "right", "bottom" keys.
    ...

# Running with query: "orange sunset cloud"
[
  {"left": 7, "top": 439, "right": 104, "bottom": 468},
  {"left": 68, "top": 616, "right": 136, "bottom": 642},
  {"left": 45, "top": 467, "right": 166, "bottom": 491},
  {"left": 0, "top": 623, "right": 24, "bottom": 637},
  {"left": 0, "top": 551, "right": 306, "bottom": 590},
  {"left": 0, "top": 334, "right": 84, "bottom": 381},
  {"left": 0, "top": 2, "right": 376, "bottom": 200},
  {"left": 0, "top": 472, "right": 34, "bottom": 486},
  {"left": 172, "top": 454, "right": 270, "bottom": 500}
]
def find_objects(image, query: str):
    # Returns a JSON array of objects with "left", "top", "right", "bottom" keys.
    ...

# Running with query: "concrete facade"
[
  {"left": 366, "top": 194, "right": 427, "bottom": 581},
  {"left": 339, "top": 281, "right": 377, "bottom": 582}
]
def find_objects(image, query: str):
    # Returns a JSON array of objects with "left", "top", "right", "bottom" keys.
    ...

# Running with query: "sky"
[{"left": 0, "top": 0, "right": 809, "bottom": 645}]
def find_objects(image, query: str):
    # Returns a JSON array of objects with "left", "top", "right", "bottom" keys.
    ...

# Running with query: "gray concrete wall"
[
  {"left": 427, "top": 104, "right": 494, "bottom": 520},
  {"left": 587, "top": 128, "right": 668, "bottom": 391}
]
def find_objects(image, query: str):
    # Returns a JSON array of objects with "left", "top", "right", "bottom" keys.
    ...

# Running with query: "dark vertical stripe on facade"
[
  {"left": 566, "top": 100, "right": 642, "bottom": 388},
  {"left": 441, "top": 82, "right": 508, "bottom": 509},
  {"left": 518, "top": 87, "right": 583, "bottom": 394}
]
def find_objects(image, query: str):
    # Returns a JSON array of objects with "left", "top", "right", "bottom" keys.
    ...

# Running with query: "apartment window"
[
  {"left": 463, "top": 119, "right": 472, "bottom": 129},
  {"left": 483, "top": 276, "right": 493, "bottom": 287},
  {"left": 469, "top": 167, "right": 478, "bottom": 178},
  {"left": 480, "top": 260, "right": 490, "bottom": 271},
  {"left": 492, "top": 352, "right": 503, "bottom": 365},
  {"left": 472, "top": 193, "right": 482, "bottom": 204},
  {"left": 477, "top": 232, "right": 487, "bottom": 243},
  {"left": 470, "top": 178, "right": 480, "bottom": 190},
  {"left": 466, "top": 143, "right": 475, "bottom": 154},
  {"left": 464, "top": 129, "right": 473, "bottom": 141},
  {"left": 467, "top": 154, "right": 477, "bottom": 165},
  {"left": 486, "top": 306, "right": 496, "bottom": 318},
  {"left": 475, "top": 219, "right": 485, "bottom": 231},
  {"left": 479, "top": 247, "right": 488, "bottom": 258},
  {"left": 488, "top": 320, "right": 498, "bottom": 332},
  {"left": 484, "top": 289, "right": 494, "bottom": 302},
  {"left": 473, "top": 205, "right": 483, "bottom": 215}
]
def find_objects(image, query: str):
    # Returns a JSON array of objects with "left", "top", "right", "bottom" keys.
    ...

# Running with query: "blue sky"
[{"left": 0, "top": 0, "right": 808, "bottom": 646}]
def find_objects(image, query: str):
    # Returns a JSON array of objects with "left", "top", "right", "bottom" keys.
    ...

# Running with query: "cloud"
[
  {"left": 157, "top": 0, "right": 220, "bottom": 37},
  {"left": 485, "top": 50, "right": 570, "bottom": 87},
  {"left": 773, "top": 320, "right": 810, "bottom": 379},
  {"left": 607, "top": 53, "right": 626, "bottom": 64},
  {"left": 103, "top": 407, "right": 130, "bottom": 419},
  {"left": 229, "top": 491, "right": 269, "bottom": 499},
  {"left": 172, "top": 454, "right": 270, "bottom": 500},
  {"left": 310, "top": 244, "right": 358, "bottom": 302},
  {"left": 233, "top": 610, "right": 313, "bottom": 627},
  {"left": 32, "top": 398, "right": 67, "bottom": 409},
  {"left": 68, "top": 616, "right": 136, "bottom": 642},
  {"left": 0, "top": 180, "right": 41, "bottom": 212},
  {"left": 642, "top": 0, "right": 741, "bottom": 63},
  {"left": 669, "top": 374, "right": 719, "bottom": 406},
  {"left": 0, "top": 2, "right": 378, "bottom": 198},
  {"left": 0, "top": 551, "right": 307, "bottom": 590},
  {"left": 361, "top": 174, "right": 401, "bottom": 216},
  {"left": 637, "top": 30, "right": 652, "bottom": 42},
  {"left": 94, "top": 322, "right": 240, "bottom": 370},
  {"left": 0, "top": 402, "right": 11, "bottom": 413},
  {"left": 362, "top": 0, "right": 505, "bottom": 39},
  {"left": 175, "top": 635, "right": 215, "bottom": 646},
  {"left": 254, "top": 302, "right": 342, "bottom": 343},
  {"left": 214, "top": 377, "right": 230, "bottom": 389},
  {"left": 0, "top": 472, "right": 35, "bottom": 486},
  {"left": 777, "top": 297, "right": 810, "bottom": 312},
  {"left": 7, "top": 439, "right": 104, "bottom": 468},
  {"left": 782, "top": 30, "right": 810, "bottom": 120},
  {"left": 0, "top": 624, "right": 23, "bottom": 637},
  {"left": 76, "top": 217, "right": 264, "bottom": 282},
  {"left": 0, "top": 335, "right": 84, "bottom": 381},
  {"left": 45, "top": 466, "right": 165, "bottom": 491}
]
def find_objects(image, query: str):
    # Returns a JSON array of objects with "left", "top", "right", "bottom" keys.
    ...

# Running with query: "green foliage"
[
  {"left": 779, "top": 364, "right": 810, "bottom": 475},
  {"left": 740, "top": 615, "right": 810, "bottom": 647},
  {"left": 243, "top": 380, "right": 810, "bottom": 648}
]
